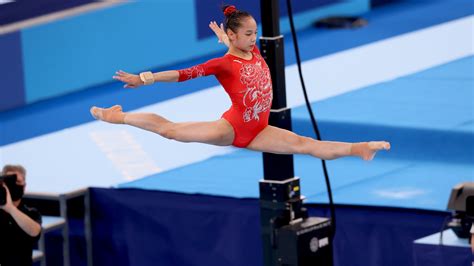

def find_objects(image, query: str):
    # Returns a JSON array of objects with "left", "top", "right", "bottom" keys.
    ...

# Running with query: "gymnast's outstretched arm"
[{"left": 112, "top": 70, "right": 179, "bottom": 89}]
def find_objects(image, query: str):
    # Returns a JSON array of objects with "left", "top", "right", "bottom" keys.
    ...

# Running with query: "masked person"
[{"left": 0, "top": 165, "right": 42, "bottom": 266}]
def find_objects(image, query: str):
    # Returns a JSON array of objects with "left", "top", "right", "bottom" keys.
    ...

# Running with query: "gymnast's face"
[{"left": 228, "top": 17, "right": 258, "bottom": 52}]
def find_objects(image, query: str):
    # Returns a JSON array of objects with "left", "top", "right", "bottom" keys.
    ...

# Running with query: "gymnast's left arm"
[{"left": 209, "top": 21, "right": 229, "bottom": 47}]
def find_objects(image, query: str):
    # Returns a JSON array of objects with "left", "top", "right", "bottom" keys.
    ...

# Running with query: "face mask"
[{"left": 9, "top": 184, "right": 24, "bottom": 201}]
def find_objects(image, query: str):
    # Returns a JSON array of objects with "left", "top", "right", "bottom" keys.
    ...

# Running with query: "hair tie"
[{"left": 223, "top": 5, "right": 237, "bottom": 16}]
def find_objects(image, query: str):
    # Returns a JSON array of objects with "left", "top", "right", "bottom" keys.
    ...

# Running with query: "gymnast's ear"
[{"left": 226, "top": 28, "right": 236, "bottom": 41}]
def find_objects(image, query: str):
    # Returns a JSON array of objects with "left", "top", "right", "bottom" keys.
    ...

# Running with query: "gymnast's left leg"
[{"left": 246, "top": 125, "right": 390, "bottom": 160}]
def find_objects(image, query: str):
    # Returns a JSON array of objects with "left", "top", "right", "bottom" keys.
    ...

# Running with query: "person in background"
[{"left": 0, "top": 164, "right": 42, "bottom": 266}]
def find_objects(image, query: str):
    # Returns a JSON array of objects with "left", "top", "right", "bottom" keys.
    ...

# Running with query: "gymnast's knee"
[{"left": 292, "top": 135, "right": 308, "bottom": 154}]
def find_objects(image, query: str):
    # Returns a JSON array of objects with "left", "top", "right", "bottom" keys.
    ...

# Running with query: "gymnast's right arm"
[
  {"left": 113, "top": 58, "right": 226, "bottom": 89},
  {"left": 112, "top": 70, "right": 178, "bottom": 88}
]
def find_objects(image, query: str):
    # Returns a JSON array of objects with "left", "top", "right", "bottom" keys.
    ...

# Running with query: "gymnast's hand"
[
  {"left": 113, "top": 70, "right": 143, "bottom": 89},
  {"left": 209, "top": 21, "right": 229, "bottom": 47}
]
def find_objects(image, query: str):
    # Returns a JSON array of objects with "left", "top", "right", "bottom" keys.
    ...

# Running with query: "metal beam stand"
[{"left": 259, "top": 1, "right": 334, "bottom": 265}]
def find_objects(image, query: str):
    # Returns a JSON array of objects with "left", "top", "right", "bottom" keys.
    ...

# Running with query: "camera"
[
  {"left": 447, "top": 182, "right": 474, "bottom": 238},
  {"left": 0, "top": 174, "right": 18, "bottom": 205}
]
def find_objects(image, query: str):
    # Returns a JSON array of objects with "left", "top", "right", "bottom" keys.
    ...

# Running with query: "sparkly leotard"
[{"left": 177, "top": 46, "right": 272, "bottom": 147}]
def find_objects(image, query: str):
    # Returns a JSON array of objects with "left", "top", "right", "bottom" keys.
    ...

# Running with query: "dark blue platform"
[
  {"left": 413, "top": 230, "right": 472, "bottom": 266},
  {"left": 90, "top": 188, "right": 451, "bottom": 266}
]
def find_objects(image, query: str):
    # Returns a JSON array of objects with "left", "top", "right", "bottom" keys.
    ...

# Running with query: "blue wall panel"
[
  {"left": 0, "top": 31, "right": 25, "bottom": 111},
  {"left": 21, "top": 0, "right": 208, "bottom": 104}
]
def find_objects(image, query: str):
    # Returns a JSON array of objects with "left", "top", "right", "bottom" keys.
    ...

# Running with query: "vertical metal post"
[
  {"left": 260, "top": 0, "right": 295, "bottom": 182},
  {"left": 259, "top": 1, "right": 297, "bottom": 265},
  {"left": 258, "top": 2, "right": 334, "bottom": 265},
  {"left": 38, "top": 233, "right": 46, "bottom": 266},
  {"left": 59, "top": 194, "right": 70, "bottom": 266},
  {"left": 85, "top": 189, "right": 94, "bottom": 266}
]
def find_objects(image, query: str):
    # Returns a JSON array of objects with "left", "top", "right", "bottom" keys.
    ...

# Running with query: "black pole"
[
  {"left": 258, "top": 2, "right": 334, "bottom": 265},
  {"left": 259, "top": 1, "right": 295, "bottom": 265},
  {"left": 260, "top": 0, "right": 294, "bottom": 181}
]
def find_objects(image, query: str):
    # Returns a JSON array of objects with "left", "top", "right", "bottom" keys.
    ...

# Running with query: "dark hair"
[{"left": 222, "top": 4, "right": 252, "bottom": 33}]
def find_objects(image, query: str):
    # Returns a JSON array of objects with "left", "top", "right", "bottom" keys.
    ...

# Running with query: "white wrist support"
[{"left": 139, "top": 71, "right": 155, "bottom": 85}]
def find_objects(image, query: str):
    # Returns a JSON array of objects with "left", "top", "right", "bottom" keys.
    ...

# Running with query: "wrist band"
[{"left": 139, "top": 71, "right": 155, "bottom": 85}]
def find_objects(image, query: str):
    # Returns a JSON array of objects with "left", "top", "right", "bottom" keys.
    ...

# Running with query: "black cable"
[{"left": 286, "top": 0, "right": 337, "bottom": 240}]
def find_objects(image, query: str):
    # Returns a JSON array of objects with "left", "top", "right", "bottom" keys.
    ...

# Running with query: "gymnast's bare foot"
[
  {"left": 90, "top": 105, "right": 125, "bottom": 124},
  {"left": 351, "top": 141, "right": 391, "bottom": 161}
]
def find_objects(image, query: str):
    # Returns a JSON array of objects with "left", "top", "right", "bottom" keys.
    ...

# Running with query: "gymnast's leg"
[
  {"left": 246, "top": 125, "right": 390, "bottom": 160},
  {"left": 90, "top": 105, "right": 235, "bottom": 146}
]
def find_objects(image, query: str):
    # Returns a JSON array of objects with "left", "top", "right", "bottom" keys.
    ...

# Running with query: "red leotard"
[{"left": 177, "top": 46, "right": 273, "bottom": 147}]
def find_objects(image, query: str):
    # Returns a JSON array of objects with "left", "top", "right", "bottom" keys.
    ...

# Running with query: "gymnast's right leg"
[{"left": 90, "top": 105, "right": 235, "bottom": 146}]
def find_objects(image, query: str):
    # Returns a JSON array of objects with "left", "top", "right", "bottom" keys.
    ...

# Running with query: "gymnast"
[{"left": 90, "top": 5, "right": 390, "bottom": 161}]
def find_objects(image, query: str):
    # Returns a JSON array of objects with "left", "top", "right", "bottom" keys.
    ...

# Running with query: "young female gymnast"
[{"left": 90, "top": 5, "right": 390, "bottom": 161}]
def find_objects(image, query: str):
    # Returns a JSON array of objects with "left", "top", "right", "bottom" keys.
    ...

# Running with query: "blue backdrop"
[{"left": 90, "top": 188, "right": 450, "bottom": 266}]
